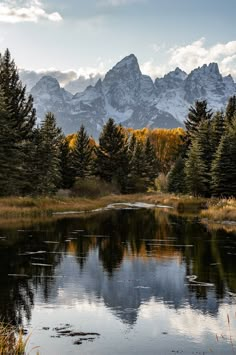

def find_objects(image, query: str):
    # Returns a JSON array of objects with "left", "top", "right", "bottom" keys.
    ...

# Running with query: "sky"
[{"left": 0, "top": 0, "right": 236, "bottom": 80}]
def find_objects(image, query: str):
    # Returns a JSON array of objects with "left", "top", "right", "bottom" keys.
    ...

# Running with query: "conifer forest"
[{"left": 0, "top": 49, "right": 236, "bottom": 198}]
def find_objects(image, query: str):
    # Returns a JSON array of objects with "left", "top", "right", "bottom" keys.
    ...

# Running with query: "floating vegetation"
[{"left": 186, "top": 275, "right": 214, "bottom": 287}]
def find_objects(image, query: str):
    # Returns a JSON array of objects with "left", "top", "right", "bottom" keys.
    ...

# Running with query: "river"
[{"left": 0, "top": 204, "right": 235, "bottom": 354}]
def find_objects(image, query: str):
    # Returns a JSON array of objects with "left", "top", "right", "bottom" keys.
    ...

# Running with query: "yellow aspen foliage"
[
  {"left": 149, "top": 128, "right": 185, "bottom": 173},
  {"left": 66, "top": 133, "right": 96, "bottom": 150},
  {"left": 126, "top": 127, "right": 185, "bottom": 173}
]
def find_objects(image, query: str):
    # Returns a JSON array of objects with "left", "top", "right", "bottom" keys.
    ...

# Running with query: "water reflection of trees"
[{"left": 0, "top": 209, "right": 236, "bottom": 326}]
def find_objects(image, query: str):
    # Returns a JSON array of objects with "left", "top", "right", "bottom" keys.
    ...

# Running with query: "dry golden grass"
[
  {"left": 0, "top": 323, "right": 33, "bottom": 355},
  {"left": 201, "top": 198, "right": 236, "bottom": 222},
  {"left": 0, "top": 193, "right": 209, "bottom": 218},
  {"left": 142, "top": 192, "right": 207, "bottom": 212},
  {"left": 0, "top": 194, "right": 149, "bottom": 218},
  {"left": 0, "top": 194, "right": 235, "bottom": 225}
]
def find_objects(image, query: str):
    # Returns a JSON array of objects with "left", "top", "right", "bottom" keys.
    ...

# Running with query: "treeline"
[
  {"left": 168, "top": 98, "right": 236, "bottom": 197},
  {"left": 1, "top": 48, "right": 235, "bottom": 198},
  {"left": 0, "top": 50, "right": 163, "bottom": 196}
]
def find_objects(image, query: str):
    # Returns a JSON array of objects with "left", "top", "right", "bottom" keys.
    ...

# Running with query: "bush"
[
  {"left": 155, "top": 173, "right": 168, "bottom": 192},
  {"left": 71, "top": 177, "right": 120, "bottom": 198}
]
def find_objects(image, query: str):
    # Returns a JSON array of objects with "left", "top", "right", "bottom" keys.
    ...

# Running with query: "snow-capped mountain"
[{"left": 29, "top": 54, "right": 236, "bottom": 138}]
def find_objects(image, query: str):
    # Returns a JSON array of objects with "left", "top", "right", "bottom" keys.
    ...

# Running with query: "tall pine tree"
[
  {"left": 211, "top": 120, "right": 236, "bottom": 197},
  {"left": 143, "top": 137, "right": 159, "bottom": 189},
  {"left": 0, "top": 88, "right": 19, "bottom": 196},
  {"left": 59, "top": 138, "right": 75, "bottom": 189},
  {"left": 0, "top": 49, "right": 36, "bottom": 195},
  {"left": 167, "top": 156, "right": 186, "bottom": 194},
  {"left": 185, "top": 100, "right": 212, "bottom": 139},
  {"left": 225, "top": 95, "right": 236, "bottom": 126},
  {"left": 73, "top": 125, "right": 93, "bottom": 179},
  {"left": 211, "top": 111, "right": 225, "bottom": 154},
  {"left": 95, "top": 118, "right": 129, "bottom": 191},
  {"left": 33, "top": 113, "right": 62, "bottom": 195},
  {"left": 185, "top": 139, "right": 208, "bottom": 196}
]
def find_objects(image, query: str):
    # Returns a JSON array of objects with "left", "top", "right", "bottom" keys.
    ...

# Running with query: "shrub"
[
  {"left": 71, "top": 177, "right": 120, "bottom": 198},
  {"left": 155, "top": 173, "right": 168, "bottom": 192}
]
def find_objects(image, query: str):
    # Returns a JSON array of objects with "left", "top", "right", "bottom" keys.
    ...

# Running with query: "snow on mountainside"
[{"left": 28, "top": 54, "right": 236, "bottom": 138}]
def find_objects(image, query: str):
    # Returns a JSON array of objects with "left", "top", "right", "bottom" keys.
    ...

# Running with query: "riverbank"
[
  {"left": 0, "top": 193, "right": 235, "bottom": 223},
  {"left": 0, "top": 193, "right": 204, "bottom": 218}
]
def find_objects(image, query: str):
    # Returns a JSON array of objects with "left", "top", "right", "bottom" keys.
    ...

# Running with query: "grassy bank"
[
  {"left": 0, "top": 194, "right": 151, "bottom": 218},
  {"left": 0, "top": 193, "right": 235, "bottom": 223},
  {"left": 0, "top": 193, "right": 206, "bottom": 217},
  {"left": 201, "top": 198, "right": 236, "bottom": 222}
]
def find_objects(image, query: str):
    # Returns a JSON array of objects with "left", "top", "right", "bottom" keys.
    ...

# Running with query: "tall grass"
[
  {"left": 202, "top": 197, "right": 236, "bottom": 221},
  {"left": 0, "top": 323, "right": 29, "bottom": 355}
]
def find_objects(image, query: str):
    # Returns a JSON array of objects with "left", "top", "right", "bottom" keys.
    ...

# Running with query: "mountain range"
[{"left": 24, "top": 54, "right": 236, "bottom": 138}]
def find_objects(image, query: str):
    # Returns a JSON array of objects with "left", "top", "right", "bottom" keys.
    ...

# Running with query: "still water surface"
[{"left": 0, "top": 205, "right": 236, "bottom": 354}]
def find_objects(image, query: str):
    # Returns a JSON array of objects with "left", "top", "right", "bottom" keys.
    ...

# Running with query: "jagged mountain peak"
[
  {"left": 104, "top": 53, "right": 141, "bottom": 82},
  {"left": 189, "top": 62, "right": 221, "bottom": 78},
  {"left": 172, "top": 67, "right": 187, "bottom": 79},
  {"left": 207, "top": 62, "right": 220, "bottom": 75},
  {"left": 31, "top": 75, "right": 61, "bottom": 93},
  {"left": 115, "top": 53, "right": 139, "bottom": 68},
  {"left": 29, "top": 55, "right": 236, "bottom": 138}
]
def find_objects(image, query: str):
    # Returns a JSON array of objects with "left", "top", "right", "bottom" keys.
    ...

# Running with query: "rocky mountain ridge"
[{"left": 28, "top": 54, "right": 236, "bottom": 138}]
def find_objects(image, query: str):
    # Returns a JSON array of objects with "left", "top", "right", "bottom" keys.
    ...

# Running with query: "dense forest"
[{"left": 0, "top": 49, "right": 236, "bottom": 198}]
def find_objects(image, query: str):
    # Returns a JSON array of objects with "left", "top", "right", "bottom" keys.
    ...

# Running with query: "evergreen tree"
[
  {"left": 73, "top": 125, "right": 93, "bottom": 179},
  {"left": 143, "top": 137, "right": 159, "bottom": 189},
  {"left": 128, "top": 140, "right": 147, "bottom": 192},
  {"left": 185, "top": 100, "right": 212, "bottom": 139},
  {"left": 33, "top": 113, "right": 62, "bottom": 195},
  {"left": 95, "top": 118, "right": 129, "bottom": 191},
  {"left": 195, "top": 120, "right": 213, "bottom": 195},
  {"left": 225, "top": 95, "right": 236, "bottom": 125},
  {"left": 0, "top": 89, "right": 19, "bottom": 196},
  {"left": 211, "top": 111, "right": 225, "bottom": 154},
  {"left": 211, "top": 122, "right": 236, "bottom": 197},
  {"left": 59, "top": 138, "right": 75, "bottom": 189},
  {"left": 167, "top": 156, "right": 186, "bottom": 194},
  {"left": 0, "top": 49, "right": 36, "bottom": 195},
  {"left": 0, "top": 49, "right": 35, "bottom": 139},
  {"left": 185, "top": 139, "right": 208, "bottom": 196}
]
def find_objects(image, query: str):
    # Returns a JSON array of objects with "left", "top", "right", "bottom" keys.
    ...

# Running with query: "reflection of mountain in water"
[
  {"left": 35, "top": 248, "right": 218, "bottom": 325},
  {"left": 0, "top": 208, "right": 236, "bottom": 327}
]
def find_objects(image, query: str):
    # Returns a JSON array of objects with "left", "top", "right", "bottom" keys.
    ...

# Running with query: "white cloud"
[
  {"left": 168, "top": 38, "right": 236, "bottom": 78},
  {"left": 0, "top": 0, "right": 62, "bottom": 23},
  {"left": 140, "top": 59, "right": 168, "bottom": 79},
  {"left": 142, "top": 39, "right": 236, "bottom": 79},
  {"left": 98, "top": 0, "right": 144, "bottom": 7}
]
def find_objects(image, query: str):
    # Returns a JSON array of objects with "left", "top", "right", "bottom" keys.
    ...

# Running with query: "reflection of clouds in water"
[
  {"left": 140, "top": 300, "right": 236, "bottom": 342},
  {"left": 34, "top": 249, "right": 222, "bottom": 325}
]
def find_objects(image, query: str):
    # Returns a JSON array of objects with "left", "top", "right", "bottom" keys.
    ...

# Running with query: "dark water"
[{"left": 0, "top": 206, "right": 236, "bottom": 354}]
